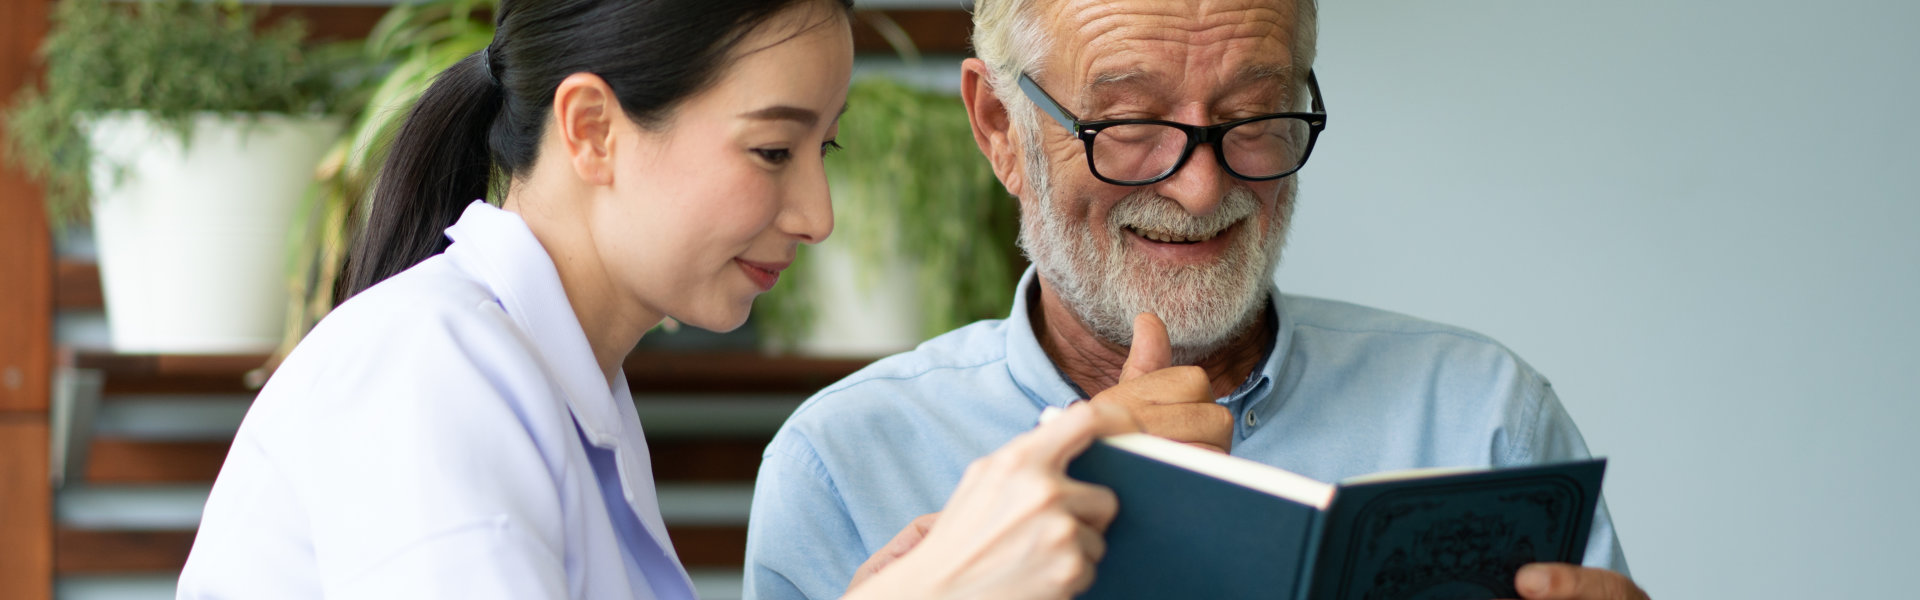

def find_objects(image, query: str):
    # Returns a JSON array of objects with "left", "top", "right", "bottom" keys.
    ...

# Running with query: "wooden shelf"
[
  {"left": 84, "top": 439, "right": 230, "bottom": 485},
  {"left": 53, "top": 259, "right": 98, "bottom": 311},
  {"left": 63, "top": 351, "right": 266, "bottom": 396},
  {"left": 623, "top": 352, "right": 869, "bottom": 394},
  {"left": 54, "top": 529, "right": 194, "bottom": 574},
  {"left": 53, "top": 524, "right": 746, "bottom": 574},
  {"left": 60, "top": 348, "right": 868, "bottom": 396},
  {"left": 82, "top": 437, "right": 771, "bottom": 485}
]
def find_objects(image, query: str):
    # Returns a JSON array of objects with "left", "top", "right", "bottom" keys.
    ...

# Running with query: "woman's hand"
[
  {"left": 845, "top": 401, "right": 1138, "bottom": 600},
  {"left": 847, "top": 512, "right": 937, "bottom": 589}
]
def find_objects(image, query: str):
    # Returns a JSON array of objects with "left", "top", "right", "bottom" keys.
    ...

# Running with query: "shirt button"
[{"left": 1244, "top": 411, "right": 1259, "bottom": 428}]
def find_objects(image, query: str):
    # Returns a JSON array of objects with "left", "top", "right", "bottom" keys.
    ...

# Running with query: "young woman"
[{"left": 177, "top": 0, "right": 1138, "bottom": 598}]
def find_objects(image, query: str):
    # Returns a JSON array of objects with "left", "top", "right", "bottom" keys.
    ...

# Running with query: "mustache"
[{"left": 1106, "top": 187, "right": 1260, "bottom": 237}]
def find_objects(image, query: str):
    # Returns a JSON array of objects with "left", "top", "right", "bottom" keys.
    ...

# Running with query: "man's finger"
[
  {"left": 1098, "top": 365, "right": 1211, "bottom": 407},
  {"left": 1514, "top": 563, "right": 1648, "bottom": 600},
  {"left": 1119, "top": 313, "right": 1172, "bottom": 382},
  {"left": 1132, "top": 402, "right": 1232, "bottom": 450}
]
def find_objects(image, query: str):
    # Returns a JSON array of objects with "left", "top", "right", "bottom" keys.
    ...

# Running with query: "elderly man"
[{"left": 746, "top": 0, "right": 1647, "bottom": 598}]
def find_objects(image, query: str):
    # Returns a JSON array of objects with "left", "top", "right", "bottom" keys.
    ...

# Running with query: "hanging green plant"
[{"left": 755, "top": 76, "right": 1023, "bottom": 349}]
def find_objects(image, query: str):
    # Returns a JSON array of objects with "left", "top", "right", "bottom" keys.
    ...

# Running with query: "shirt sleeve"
[
  {"left": 744, "top": 438, "right": 873, "bottom": 600},
  {"left": 1501, "top": 368, "right": 1632, "bottom": 576}
]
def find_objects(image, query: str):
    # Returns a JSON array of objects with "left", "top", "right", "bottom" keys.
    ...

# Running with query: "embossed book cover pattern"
[{"left": 1312, "top": 461, "right": 1605, "bottom": 600}]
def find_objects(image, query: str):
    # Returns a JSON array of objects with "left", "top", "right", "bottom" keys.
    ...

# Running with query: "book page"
[
  {"left": 1101, "top": 433, "right": 1336, "bottom": 509},
  {"left": 1338, "top": 465, "right": 1479, "bottom": 485}
]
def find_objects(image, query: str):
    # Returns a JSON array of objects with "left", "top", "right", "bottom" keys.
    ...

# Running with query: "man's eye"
[
  {"left": 754, "top": 148, "right": 793, "bottom": 164},
  {"left": 822, "top": 140, "right": 843, "bottom": 158}
]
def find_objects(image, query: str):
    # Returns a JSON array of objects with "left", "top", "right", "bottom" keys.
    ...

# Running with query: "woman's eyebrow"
[
  {"left": 741, "top": 105, "right": 820, "bottom": 126},
  {"left": 740, "top": 103, "right": 849, "bottom": 127}
]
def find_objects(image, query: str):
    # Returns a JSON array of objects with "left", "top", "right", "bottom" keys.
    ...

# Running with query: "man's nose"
[{"left": 1150, "top": 141, "right": 1230, "bottom": 217}]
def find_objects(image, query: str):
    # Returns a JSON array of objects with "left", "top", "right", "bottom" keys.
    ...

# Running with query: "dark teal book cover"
[
  {"left": 1067, "top": 439, "right": 1323, "bottom": 599},
  {"left": 1065, "top": 435, "right": 1605, "bottom": 600}
]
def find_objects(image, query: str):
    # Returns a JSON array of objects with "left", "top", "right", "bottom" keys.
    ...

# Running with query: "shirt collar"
[
  {"left": 442, "top": 201, "right": 628, "bottom": 447},
  {"left": 1002, "top": 266, "right": 1295, "bottom": 410}
]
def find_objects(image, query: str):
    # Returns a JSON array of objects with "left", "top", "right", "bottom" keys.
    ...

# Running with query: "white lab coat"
[{"left": 179, "top": 202, "right": 696, "bottom": 599}]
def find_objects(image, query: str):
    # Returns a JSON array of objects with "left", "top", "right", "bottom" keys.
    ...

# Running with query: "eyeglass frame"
[{"left": 1016, "top": 70, "right": 1328, "bottom": 186}]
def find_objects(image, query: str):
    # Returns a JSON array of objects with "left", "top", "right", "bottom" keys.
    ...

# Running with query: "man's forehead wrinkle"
[{"left": 1055, "top": 2, "right": 1295, "bottom": 86}]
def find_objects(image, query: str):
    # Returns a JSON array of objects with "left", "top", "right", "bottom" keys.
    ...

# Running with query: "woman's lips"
[{"left": 734, "top": 258, "right": 788, "bottom": 291}]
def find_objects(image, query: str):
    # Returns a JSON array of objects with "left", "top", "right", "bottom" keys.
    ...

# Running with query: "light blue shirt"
[{"left": 744, "top": 269, "right": 1627, "bottom": 600}]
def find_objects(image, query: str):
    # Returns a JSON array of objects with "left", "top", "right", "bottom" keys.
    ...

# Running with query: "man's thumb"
[{"left": 1120, "top": 312, "right": 1173, "bottom": 381}]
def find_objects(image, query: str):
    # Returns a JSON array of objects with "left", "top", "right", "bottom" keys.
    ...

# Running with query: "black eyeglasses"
[{"left": 1017, "top": 70, "right": 1327, "bottom": 186}]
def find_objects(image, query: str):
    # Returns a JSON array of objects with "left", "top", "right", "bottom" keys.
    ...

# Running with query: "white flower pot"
[
  {"left": 790, "top": 237, "right": 926, "bottom": 358},
  {"left": 84, "top": 111, "right": 342, "bottom": 354}
]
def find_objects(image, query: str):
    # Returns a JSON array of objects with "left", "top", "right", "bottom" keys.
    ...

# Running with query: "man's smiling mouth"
[{"left": 1125, "top": 223, "right": 1230, "bottom": 244}]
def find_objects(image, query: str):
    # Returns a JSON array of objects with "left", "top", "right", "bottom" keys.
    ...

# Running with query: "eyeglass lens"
[{"left": 1089, "top": 117, "right": 1312, "bottom": 183}]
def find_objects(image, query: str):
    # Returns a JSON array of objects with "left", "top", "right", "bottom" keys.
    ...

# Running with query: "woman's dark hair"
[{"left": 345, "top": 0, "right": 852, "bottom": 298}]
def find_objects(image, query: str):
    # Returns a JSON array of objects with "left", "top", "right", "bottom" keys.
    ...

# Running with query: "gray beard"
[{"left": 1015, "top": 135, "right": 1293, "bottom": 365}]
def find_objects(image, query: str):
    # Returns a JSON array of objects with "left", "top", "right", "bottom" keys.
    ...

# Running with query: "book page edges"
[
  {"left": 1338, "top": 465, "right": 1479, "bottom": 485},
  {"left": 1101, "top": 433, "right": 1335, "bottom": 510}
]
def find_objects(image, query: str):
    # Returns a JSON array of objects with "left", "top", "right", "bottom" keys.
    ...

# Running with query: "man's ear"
[
  {"left": 552, "top": 72, "right": 619, "bottom": 187},
  {"left": 960, "top": 58, "right": 1029, "bottom": 199}
]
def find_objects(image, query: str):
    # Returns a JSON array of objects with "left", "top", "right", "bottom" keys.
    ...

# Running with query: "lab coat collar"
[{"left": 442, "top": 201, "right": 627, "bottom": 446}]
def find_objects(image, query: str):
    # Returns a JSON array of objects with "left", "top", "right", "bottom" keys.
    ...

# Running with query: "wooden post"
[{"left": 0, "top": 0, "right": 56, "bottom": 598}]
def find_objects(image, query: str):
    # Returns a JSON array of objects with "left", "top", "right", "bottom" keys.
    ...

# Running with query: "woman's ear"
[{"left": 552, "top": 72, "right": 621, "bottom": 186}]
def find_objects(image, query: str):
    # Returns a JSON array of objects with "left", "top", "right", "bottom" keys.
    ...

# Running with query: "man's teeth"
[{"left": 1129, "top": 226, "right": 1219, "bottom": 243}]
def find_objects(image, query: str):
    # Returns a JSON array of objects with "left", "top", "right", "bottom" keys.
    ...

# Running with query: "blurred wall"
[{"left": 1276, "top": 1, "right": 1920, "bottom": 597}]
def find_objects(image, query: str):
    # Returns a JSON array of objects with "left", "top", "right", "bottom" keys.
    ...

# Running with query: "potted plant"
[
  {"left": 3, "top": 0, "right": 362, "bottom": 353},
  {"left": 755, "top": 76, "right": 1023, "bottom": 356}
]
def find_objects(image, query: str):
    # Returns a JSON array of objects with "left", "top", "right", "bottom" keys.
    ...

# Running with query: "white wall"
[{"left": 1277, "top": 1, "right": 1920, "bottom": 597}]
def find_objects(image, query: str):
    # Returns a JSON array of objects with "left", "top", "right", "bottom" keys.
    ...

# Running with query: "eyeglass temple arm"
[
  {"left": 1307, "top": 69, "right": 1326, "bottom": 115},
  {"left": 1019, "top": 73, "right": 1081, "bottom": 132}
]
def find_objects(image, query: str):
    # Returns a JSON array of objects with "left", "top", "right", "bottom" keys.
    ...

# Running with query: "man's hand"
[
  {"left": 1087, "top": 313, "right": 1232, "bottom": 453},
  {"left": 1507, "top": 563, "right": 1649, "bottom": 600}
]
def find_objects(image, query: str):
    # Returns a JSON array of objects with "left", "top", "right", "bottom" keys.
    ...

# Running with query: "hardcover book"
[{"left": 1064, "top": 434, "right": 1606, "bottom": 600}]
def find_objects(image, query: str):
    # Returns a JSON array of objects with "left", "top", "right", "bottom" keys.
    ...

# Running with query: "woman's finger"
[
  {"left": 1068, "top": 522, "right": 1105, "bottom": 594},
  {"left": 848, "top": 513, "right": 939, "bottom": 589},
  {"left": 1015, "top": 401, "right": 1104, "bottom": 471},
  {"left": 1058, "top": 479, "right": 1119, "bottom": 531}
]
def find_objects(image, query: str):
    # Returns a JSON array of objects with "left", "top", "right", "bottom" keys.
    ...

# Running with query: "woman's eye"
[
  {"left": 822, "top": 140, "right": 843, "bottom": 158},
  {"left": 753, "top": 148, "right": 793, "bottom": 165}
]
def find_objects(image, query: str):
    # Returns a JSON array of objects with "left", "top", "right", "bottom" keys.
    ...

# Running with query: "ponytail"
[{"left": 344, "top": 52, "right": 502, "bottom": 299}]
